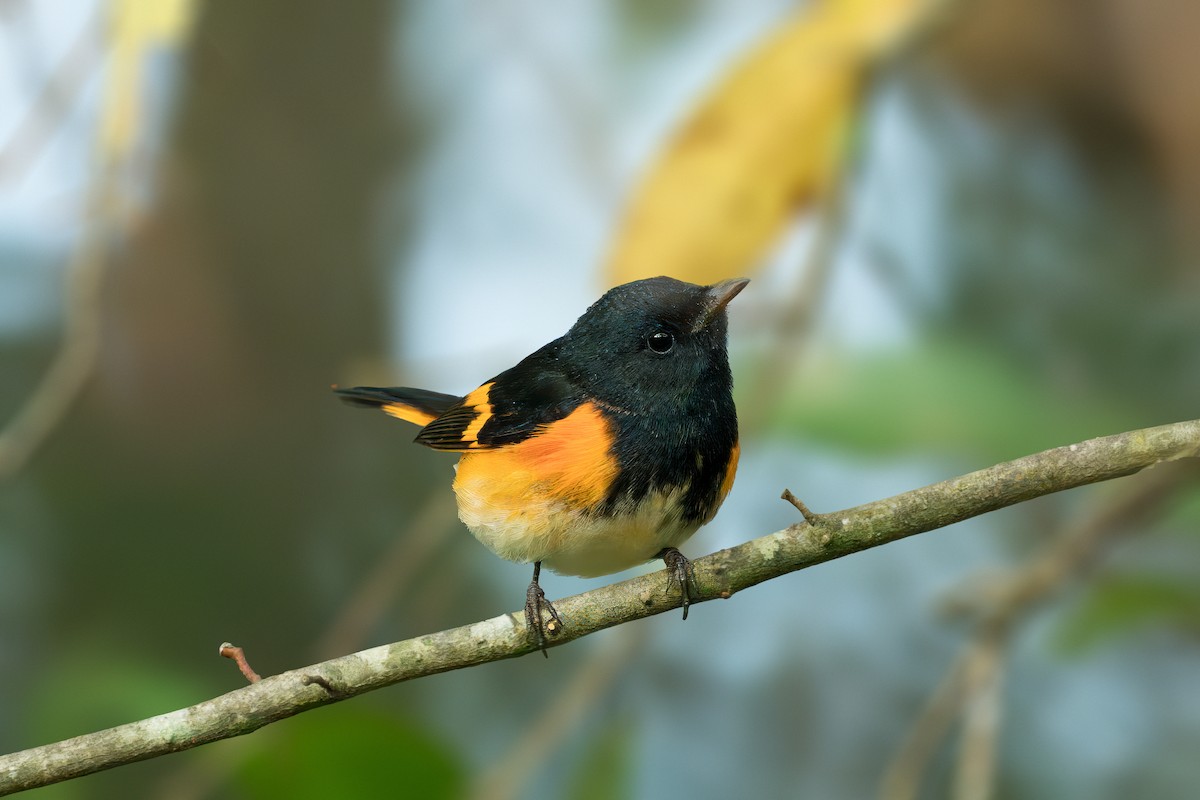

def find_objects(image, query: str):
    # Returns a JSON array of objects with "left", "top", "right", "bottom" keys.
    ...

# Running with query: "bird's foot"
[
  {"left": 525, "top": 562, "right": 563, "bottom": 657},
  {"left": 657, "top": 547, "right": 697, "bottom": 620}
]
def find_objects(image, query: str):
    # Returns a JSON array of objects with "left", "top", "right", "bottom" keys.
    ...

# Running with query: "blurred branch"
[
  {"left": 0, "top": 174, "right": 113, "bottom": 480},
  {"left": 952, "top": 627, "right": 1006, "bottom": 800},
  {"left": 879, "top": 647, "right": 973, "bottom": 800},
  {"left": 312, "top": 493, "right": 458, "bottom": 660},
  {"left": 2, "top": 418, "right": 1199, "bottom": 794},
  {"left": 879, "top": 458, "right": 1195, "bottom": 800},
  {"left": 0, "top": 0, "right": 168, "bottom": 480},
  {"left": 0, "top": 4, "right": 103, "bottom": 184},
  {"left": 739, "top": 181, "right": 846, "bottom": 432}
]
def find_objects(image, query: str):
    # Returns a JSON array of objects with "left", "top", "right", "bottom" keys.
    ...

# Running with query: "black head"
[{"left": 557, "top": 276, "right": 748, "bottom": 412}]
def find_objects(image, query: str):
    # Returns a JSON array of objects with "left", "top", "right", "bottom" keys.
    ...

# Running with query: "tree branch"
[{"left": 2, "top": 419, "right": 1198, "bottom": 795}]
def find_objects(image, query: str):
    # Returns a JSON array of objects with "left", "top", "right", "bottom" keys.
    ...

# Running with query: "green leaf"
[
  {"left": 766, "top": 339, "right": 1137, "bottom": 460},
  {"left": 25, "top": 645, "right": 206, "bottom": 753},
  {"left": 235, "top": 704, "right": 463, "bottom": 800},
  {"left": 17, "top": 644, "right": 209, "bottom": 800},
  {"left": 1163, "top": 482, "right": 1200, "bottom": 531},
  {"left": 568, "top": 715, "right": 634, "bottom": 800},
  {"left": 1055, "top": 575, "right": 1200, "bottom": 655}
]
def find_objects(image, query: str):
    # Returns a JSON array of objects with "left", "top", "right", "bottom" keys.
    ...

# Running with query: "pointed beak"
[{"left": 697, "top": 277, "right": 749, "bottom": 329}]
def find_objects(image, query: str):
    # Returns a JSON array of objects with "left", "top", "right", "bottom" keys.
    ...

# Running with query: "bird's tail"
[{"left": 334, "top": 385, "right": 462, "bottom": 426}]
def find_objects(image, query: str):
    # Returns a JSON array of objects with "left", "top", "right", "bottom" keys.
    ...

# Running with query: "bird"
[{"left": 336, "top": 275, "right": 747, "bottom": 654}]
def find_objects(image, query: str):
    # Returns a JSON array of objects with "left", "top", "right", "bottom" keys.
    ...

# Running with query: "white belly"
[{"left": 455, "top": 478, "right": 698, "bottom": 578}]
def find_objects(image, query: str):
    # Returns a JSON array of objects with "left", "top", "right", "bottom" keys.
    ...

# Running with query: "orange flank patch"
[
  {"left": 718, "top": 439, "right": 740, "bottom": 504},
  {"left": 454, "top": 402, "right": 618, "bottom": 513},
  {"left": 382, "top": 403, "right": 436, "bottom": 426}
]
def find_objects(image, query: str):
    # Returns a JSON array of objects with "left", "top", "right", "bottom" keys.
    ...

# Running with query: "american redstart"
[{"left": 337, "top": 276, "right": 746, "bottom": 653}]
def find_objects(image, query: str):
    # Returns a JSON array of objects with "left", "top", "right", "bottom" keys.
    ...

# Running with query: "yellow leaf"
[
  {"left": 101, "top": 0, "right": 196, "bottom": 163},
  {"left": 605, "top": 0, "right": 924, "bottom": 287}
]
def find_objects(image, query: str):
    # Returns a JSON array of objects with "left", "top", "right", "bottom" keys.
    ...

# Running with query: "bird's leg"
[
  {"left": 657, "top": 547, "right": 697, "bottom": 620},
  {"left": 524, "top": 561, "right": 563, "bottom": 657}
]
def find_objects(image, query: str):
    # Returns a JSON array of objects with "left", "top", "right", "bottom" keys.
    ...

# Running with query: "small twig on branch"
[
  {"left": 218, "top": 643, "right": 261, "bottom": 684},
  {"left": 299, "top": 674, "right": 346, "bottom": 698},
  {"left": 1, "top": 418, "right": 1198, "bottom": 795},
  {"left": 781, "top": 488, "right": 822, "bottom": 526}
]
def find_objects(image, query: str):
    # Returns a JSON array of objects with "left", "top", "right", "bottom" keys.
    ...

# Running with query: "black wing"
[{"left": 415, "top": 341, "right": 586, "bottom": 451}]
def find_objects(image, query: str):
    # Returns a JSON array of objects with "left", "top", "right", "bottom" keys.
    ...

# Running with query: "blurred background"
[{"left": 2, "top": 0, "right": 1199, "bottom": 798}]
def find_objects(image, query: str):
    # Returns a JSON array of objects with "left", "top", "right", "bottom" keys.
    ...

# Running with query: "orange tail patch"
[{"left": 382, "top": 403, "right": 438, "bottom": 426}]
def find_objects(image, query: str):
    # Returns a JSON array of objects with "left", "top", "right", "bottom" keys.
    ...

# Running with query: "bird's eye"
[{"left": 646, "top": 331, "right": 675, "bottom": 354}]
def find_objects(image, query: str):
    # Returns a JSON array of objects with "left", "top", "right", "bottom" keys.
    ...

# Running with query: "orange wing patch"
[
  {"left": 461, "top": 382, "right": 494, "bottom": 448},
  {"left": 415, "top": 382, "right": 496, "bottom": 450}
]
